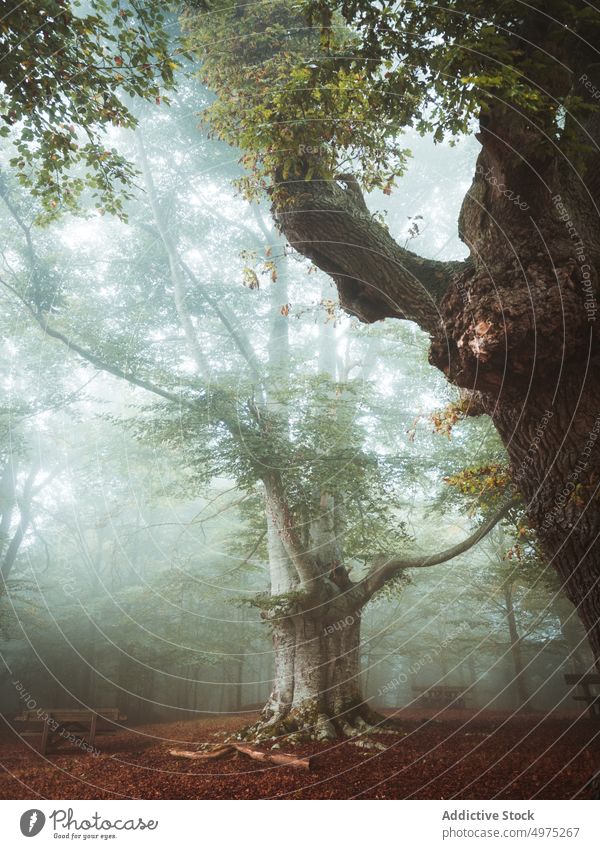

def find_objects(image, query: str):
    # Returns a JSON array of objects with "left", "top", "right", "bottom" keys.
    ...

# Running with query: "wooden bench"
[
  {"left": 564, "top": 674, "right": 600, "bottom": 719},
  {"left": 412, "top": 684, "right": 466, "bottom": 709},
  {"left": 14, "top": 708, "right": 127, "bottom": 755}
]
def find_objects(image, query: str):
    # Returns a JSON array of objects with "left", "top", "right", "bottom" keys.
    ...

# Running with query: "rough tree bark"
[{"left": 271, "top": 66, "right": 600, "bottom": 674}]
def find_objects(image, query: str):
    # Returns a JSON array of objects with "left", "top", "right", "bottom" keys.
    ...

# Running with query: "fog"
[{"left": 0, "top": 74, "right": 593, "bottom": 732}]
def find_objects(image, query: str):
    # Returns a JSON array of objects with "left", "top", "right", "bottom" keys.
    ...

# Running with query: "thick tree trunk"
[
  {"left": 426, "top": 104, "right": 600, "bottom": 670},
  {"left": 268, "top": 66, "right": 600, "bottom": 670},
  {"left": 245, "top": 607, "right": 376, "bottom": 741},
  {"left": 252, "top": 467, "right": 378, "bottom": 741},
  {"left": 490, "top": 377, "right": 600, "bottom": 670},
  {"left": 261, "top": 617, "right": 295, "bottom": 722}
]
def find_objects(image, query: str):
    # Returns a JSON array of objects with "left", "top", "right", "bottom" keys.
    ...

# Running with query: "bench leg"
[
  {"left": 89, "top": 713, "right": 98, "bottom": 748},
  {"left": 40, "top": 720, "right": 50, "bottom": 756}
]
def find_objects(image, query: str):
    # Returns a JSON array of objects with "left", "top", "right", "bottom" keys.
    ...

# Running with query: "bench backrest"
[
  {"left": 413, "top": 686, "right": 463, "bottom": 695},
  {"left": 564, "top": 674, "right": 600, "bottom": 686},
  {"left": 15, "top": 708, "right": 126, "bottom": 722}
]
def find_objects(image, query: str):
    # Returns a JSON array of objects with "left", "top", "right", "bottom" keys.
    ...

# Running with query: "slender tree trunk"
[
  {"left": 503, "top": 581, "right": 532, "bottom": 709},
  {"left": 0, "top": 459, "right": 17, "bottom": 559},
  {"left": 0, "top": 461, "right": 39, "bottom": 586},
  {"left": 234, "top": 656, "right": 245, "bottom": 712},
  {"left": 80, "top": 619, "right": 97, "bottom": 706},
  {"left": 556, "top": 600, "right": 591, "bottom": 674}
]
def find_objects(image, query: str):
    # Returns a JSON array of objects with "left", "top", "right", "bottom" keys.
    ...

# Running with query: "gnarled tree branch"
[{"left": 273, "top": 176, "right": 469, "bottom": 332}]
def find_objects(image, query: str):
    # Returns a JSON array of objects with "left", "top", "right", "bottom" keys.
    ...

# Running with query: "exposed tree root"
[{"left": 236, "top": 699, "right": 395, "bottom": 744}]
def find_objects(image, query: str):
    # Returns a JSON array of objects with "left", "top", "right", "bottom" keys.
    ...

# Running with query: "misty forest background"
[{"left": 0, "top": 57, "right": 594, "bottom": 727}]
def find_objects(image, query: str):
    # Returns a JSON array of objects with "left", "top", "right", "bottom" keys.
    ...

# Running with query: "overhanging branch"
[
  {"left": 359, "top": 498, "right": 518, "bottom": 602},
  {"left": 273, "top": 176, "right": 469, "bottom": 333}
]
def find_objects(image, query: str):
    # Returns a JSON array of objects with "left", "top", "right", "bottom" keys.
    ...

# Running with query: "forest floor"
[{"left": 1, "top": 708, "right": 599, "bottom": 800}]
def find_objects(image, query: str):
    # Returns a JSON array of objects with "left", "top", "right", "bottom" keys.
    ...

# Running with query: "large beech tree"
[
  {"left": 185, "top": 1, "right": 600, "bottom": 682},
  {"left": 0, "top": 76, "right": 515, "bottom": 741}
]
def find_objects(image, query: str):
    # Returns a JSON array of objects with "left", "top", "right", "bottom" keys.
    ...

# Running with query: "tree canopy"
[
  {"left": 0, "top": 0, "right": 177, "bottom": 219},
  {"left": 184, "top": 0, "right": 600, "bottom": 201}
]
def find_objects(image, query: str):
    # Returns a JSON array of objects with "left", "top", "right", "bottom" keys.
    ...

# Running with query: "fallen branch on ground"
[
  {"left": 169, "top": 743, "right": 313, "bottom": 770},
  {"left": 169, "top": 746, "right": 233, "bottom": 761}
]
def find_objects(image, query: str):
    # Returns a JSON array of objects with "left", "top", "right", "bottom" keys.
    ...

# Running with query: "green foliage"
[
  {"left": 246, "top": 588, "right": 305, "bottom": 616},
  {"left": 444, "top": 463, "right": 512, "bottom": 503},
  {"left": 0, "top": 0, "right": 178, "bottom": 220},
  {"left": 130, "top": 372, "right": 410, "bottom": 568},
  {"left": 183, "top": 0, "right": 410, "bottom": 199},
  {"left": 185, "top": 0, "right": 600, "bottom": 202},
  {"left": 304, "top": 1, "right": 600, "bottom": 148},
  {"left": 368, "top": 569, "right": 411, "bottom": 605},
  {"left": 443, "top": 462, "right": 549, "bottom": 584}
]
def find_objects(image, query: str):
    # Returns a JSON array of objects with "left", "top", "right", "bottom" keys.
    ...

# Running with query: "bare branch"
[
  {"left": 135, "top": 131, "right": 210, "bottom": 376},
  {"left": 360, "top": 499, "right": 518, "bottom": 602},
  {"left": 1, "top": 275, "right": 187, "bottom": 406},
  {"left": 135, "top": 131, "right": 263, "bottom": 385}
]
